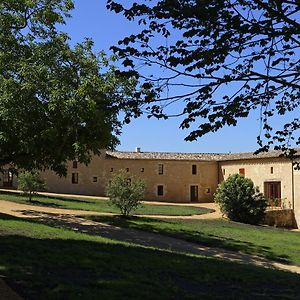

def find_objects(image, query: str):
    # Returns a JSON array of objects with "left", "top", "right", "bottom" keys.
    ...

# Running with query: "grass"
[
  {"left": 0, "top": 191, "right": 213, "bottom": 216},
  {"left": 84, "top": 215, "right": 300, "bottom": 265},
  {"left": 1, "top": 213, "right": 300, "bottom": 299}
]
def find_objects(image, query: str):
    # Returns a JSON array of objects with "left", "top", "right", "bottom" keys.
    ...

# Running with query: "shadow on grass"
[
  {"left": 1, "top": 218, "right": 300, "bottom": 299},
  {"left": 85, "top": 215, "right": 291, "bottom": 264}
]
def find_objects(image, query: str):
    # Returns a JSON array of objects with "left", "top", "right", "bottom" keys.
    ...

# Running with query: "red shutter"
[{"left": 239, "top": 168, "right": 245, "bottom": 176}]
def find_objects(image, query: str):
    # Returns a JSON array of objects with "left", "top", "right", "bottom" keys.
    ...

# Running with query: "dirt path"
[
  {"left": 0, "top": 189, "right": 222, "bottom": 220},
  {"left": 0, "top": 189, "right": 218, "bottom": 209},
  {"left": 1, "top": 199, "right": 300, "bottom": 276},
  {"left": 0, "top": 199, "right": 219, "bottom": 220}
]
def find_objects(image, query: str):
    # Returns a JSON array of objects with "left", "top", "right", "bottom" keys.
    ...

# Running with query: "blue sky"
[{"left": 61, "top": 0, "right": 272, "bottom": 154}]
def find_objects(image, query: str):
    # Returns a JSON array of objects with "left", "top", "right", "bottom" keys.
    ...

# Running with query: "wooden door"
[
  {"left": 190, "top": 185, "right": 198, "bottom": 202},
  {"left": 264, "top": 181, "right": 281, "bottom": 200}
]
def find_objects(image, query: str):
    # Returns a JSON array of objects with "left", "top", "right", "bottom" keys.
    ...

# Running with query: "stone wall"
[
  {"left": 218, "top": 158, "right": 299, "bottom": 227},
  {"left": 263, "top": 209, "right": 297, "bottom": 228},
  {"left": 41, "top": 154, "right": 219, "bottom": 202}
]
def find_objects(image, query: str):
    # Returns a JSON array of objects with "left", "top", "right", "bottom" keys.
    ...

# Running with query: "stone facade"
[
  {"left": 1, "top": 149, "right": 299, "bottom": 227},
  {"left": 219, "top": 157, "right": 300, "bottom": 227},
  {"left": 219, "top": 158, "right": 294, "bottom": 210},
  {"left": 41, "top": 152, "right": 219, "bottom": 203}
]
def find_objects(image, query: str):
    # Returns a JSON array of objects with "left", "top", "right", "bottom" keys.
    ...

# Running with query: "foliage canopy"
[
  {"left": 214, "top": 174, "right": 267, "bottom": 225},
  {"left": 18, "top": 171, "right": 46, "bottom": 202},
  {"left": 0, "top": 0, "right": 136, "bottom": 175},
  {"left": 107, "top": 0, "right": 300, "bottom": 158},
  {"left": 106, "top": 169, "right": 146, "bottom": 216}
]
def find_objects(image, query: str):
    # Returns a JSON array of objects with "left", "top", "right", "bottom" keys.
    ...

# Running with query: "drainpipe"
[
  {"left": 217, "top": 161, "right": 220, "bottom": 185},
  {"left": 291, "top": 161, "right": 295, "bottom": 210}
]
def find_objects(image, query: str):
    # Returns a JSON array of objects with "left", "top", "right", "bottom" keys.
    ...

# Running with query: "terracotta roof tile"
[
  {"left": 106, "top": 148, "right": 300, "bottom": 162},
  {"left": 106, "top": 151, "right": 223, "bottom": 161}
]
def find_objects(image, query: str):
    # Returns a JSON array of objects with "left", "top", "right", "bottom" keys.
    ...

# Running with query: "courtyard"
[{"left": 0, "top": 191, "right": 300, "bottom": 299}]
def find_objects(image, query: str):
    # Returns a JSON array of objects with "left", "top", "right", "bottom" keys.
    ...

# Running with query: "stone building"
[{"left": 1, "top": 148, "right": 299, "bottom": 226}]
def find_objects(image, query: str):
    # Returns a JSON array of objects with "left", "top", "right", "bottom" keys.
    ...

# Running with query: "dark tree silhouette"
[
  {"left": 107, "top": 0, "right": 300, "bottom": 158},
  {"left": 0, "top": 0, "right": 136, "bottom": 175}
]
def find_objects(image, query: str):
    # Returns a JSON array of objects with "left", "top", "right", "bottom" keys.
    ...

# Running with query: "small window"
[
  {"left": 110, "top": 168, "right": 113, "bottom": 172},
  {"left": 206, "top": 188, "right": 211, "bottom": 194},
  {"left": 223, "top": 169, "right": 225, "bottom": 175},
  {"left": 192, "top": 164, "right": 197, "bottom": 175},
  {"left": 126, "top": 168, "right": 129, "bottom": 172},
  {"left": 73, "top": 161, "right": 78, "bottom": 169},
  {"left": 239, "top": 168, "right": 245, "bottom": 176},
  {"left": 72, "top": 173, "right": 78, "bottom": 184},
  {"left": 141, "top": 168, "right": 144, "bottom": 173},
  {"left": 158, "top": 164, "right": 164, "bottom": 175},
  {"left": 157, "top": 185, "right": 164, "bottom": 196},
  {"left": 270, "top": 167, "right": 273, "bottom": 174},
  {"left": 93, "top": 177, "right": 97, "bottom": 182}
]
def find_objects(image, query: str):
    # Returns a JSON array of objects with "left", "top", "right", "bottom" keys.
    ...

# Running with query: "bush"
[
  {"left": 106, "top": 170, "right": 146, "bottom": 217},
  {"left": 214, "top": 174, "right": 267, "bottom": 225},
  {"left": 18, "top": 171, "right": 46, "bottom": 202}
]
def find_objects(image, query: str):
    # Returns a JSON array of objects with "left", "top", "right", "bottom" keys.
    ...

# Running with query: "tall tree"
[
  {"left": 0, "top": 0, "right": 136, "bottom": 175},
  {"left": 107, "top": 0, "right": 300, "bottom": 157}
]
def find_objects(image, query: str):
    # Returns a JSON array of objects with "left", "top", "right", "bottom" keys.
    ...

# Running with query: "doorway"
[
  {"left": 190, "top": 185, "right": 198, "bottom": 202},
  {"left": 3, "top": 171, "right": 13, "bottom": 188}
]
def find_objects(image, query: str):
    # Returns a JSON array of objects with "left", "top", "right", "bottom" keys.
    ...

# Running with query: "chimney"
[{"left": 135, "top": 147, "right": 141, "bottom": 153}]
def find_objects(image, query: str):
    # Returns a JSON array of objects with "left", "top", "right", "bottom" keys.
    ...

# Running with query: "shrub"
[
  {"left": 106, "top": 170, "right": 146, "bottom": 217},
  {"left": 214, "top": 174, "right": 267, "bottom": 225},
  {"left": 18, "top": 171, "right": 46, "bottom": 202}
]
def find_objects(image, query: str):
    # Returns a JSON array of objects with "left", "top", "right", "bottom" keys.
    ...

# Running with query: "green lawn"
[
  {"left": 0, "top": 191, "right": 213, "bottom": 216},
  {"left": 85, "top": 215, "right": 300, "bottom": 265},
  {"left": 1, "top": 213, "right": 300, "bottom": 299}
]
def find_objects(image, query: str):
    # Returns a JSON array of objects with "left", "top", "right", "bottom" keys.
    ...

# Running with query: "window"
[
  {"left": 157, "top": 185, "right": 164, "bottom": 196},
  {"left": 270, "top": 167, "right": 274, "bottom": 174},
  {"left": 141, "top": 168, "right": 144, "bottom": 173},
  {"left": 206, "top": 188, "right": 211, "bottom": 194},
  {"left": 192, "top": 164, "right": 197, "bottom": 175},
  {"left": 126, "top": 168, "right": 129, "bottom": 172},
  {"left": 158, "top": 164, "right": 164, "bottom": 175},
  {"left": 93, "top": 177, "right": 97, "bottom": 183},
  {"left": 239, "top": 168, "right": 245, "bottom": 176},
  {"left": 264, "top": 182, "right": 281, "bottom": 200},
  {"left": 73, "top": 161, "right": 78, "bottom": 169},
  {"left": 223, "top": 169, "right": 226, "bottom": 175},
  {"left": 110, "top": 168, "right": 113, "bottom": 172},
  {"left": 72, "top": 173, "right": 78, "bottom": 184}
]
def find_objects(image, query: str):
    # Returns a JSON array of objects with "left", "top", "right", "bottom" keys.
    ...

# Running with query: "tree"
[
  {"left": 18, "top": 171, "right": 46, "bottom": 202},
  {"left": 0, "top": 0, "right": 137, "bottom": 176},
  {"left": 214, "top": 174, "right": 267, "bottom": 225},
  {"left": 107, "top": 0, "right": 300, "bottom": 159},
  {"left": 106, "top": 169, "right": 146, "bottom": 216}
]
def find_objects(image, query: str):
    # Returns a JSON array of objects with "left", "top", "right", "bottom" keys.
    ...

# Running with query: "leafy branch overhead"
[
  {"left": 107, "top": 0, "right": 300, "bottom": 156},
  {"left": 0, "top": 0, "right": 138, "bottom": 175}
]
